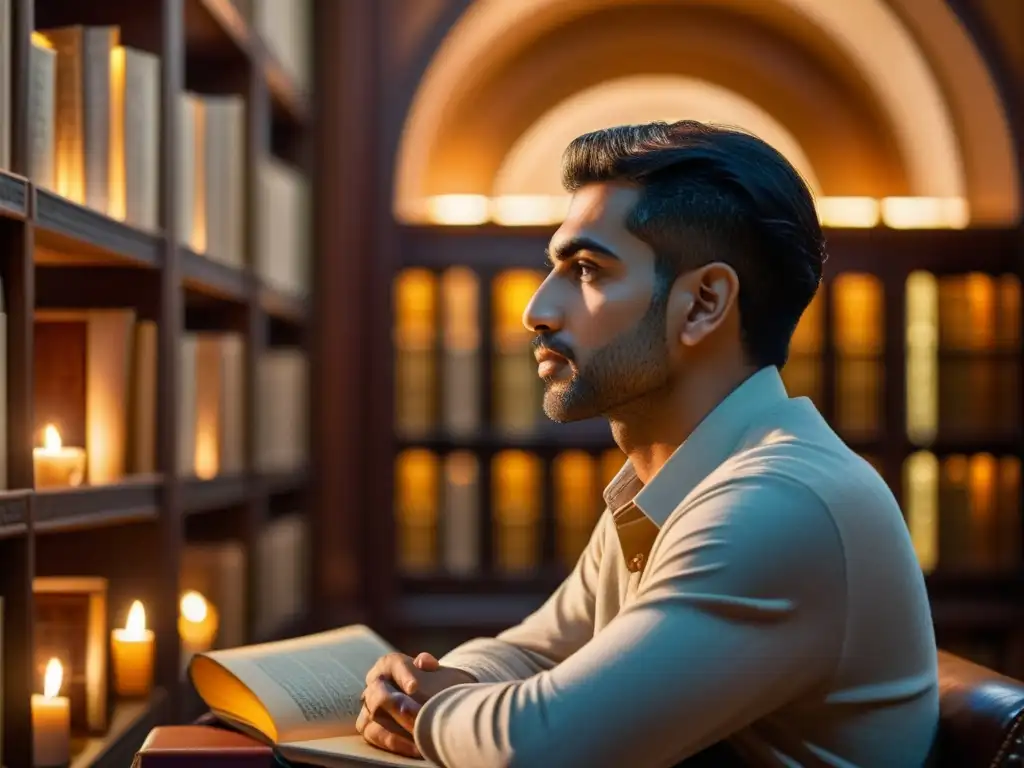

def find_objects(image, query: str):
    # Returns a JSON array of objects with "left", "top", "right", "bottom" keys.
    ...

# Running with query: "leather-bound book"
[{"left": 132, "top": 726, "right": 275, "bottom": 767}]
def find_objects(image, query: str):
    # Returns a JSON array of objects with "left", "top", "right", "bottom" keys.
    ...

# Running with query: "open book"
[{"left": 188, "top": 625, "right": 431, "bottom": 767}]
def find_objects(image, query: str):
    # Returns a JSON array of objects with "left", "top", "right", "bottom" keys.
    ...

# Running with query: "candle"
[
  {"left": 111, "top": 600, "right": 154, "bottom": 698},
  {"left": 179, "top": 590, "right": 219, "bottom": 661},
  {"left": 32, "top": 658, "right": 70, "bottom": 767},
  {"left": 33, "top": 424, "right": 86, "bottom": 489}
]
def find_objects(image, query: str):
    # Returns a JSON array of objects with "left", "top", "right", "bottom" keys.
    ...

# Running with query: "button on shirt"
[{"left": 413, "top": 366, "right": 939, "bottom": 768}]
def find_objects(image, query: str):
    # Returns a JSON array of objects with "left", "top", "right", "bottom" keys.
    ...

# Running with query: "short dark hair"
[{"left": 561, "top": 120, "right": 825, "bottom": 369}]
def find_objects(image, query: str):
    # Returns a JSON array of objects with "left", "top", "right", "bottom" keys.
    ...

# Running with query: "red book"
[{"left": 132, "top": 726, "right": 276, "bottom": 767}]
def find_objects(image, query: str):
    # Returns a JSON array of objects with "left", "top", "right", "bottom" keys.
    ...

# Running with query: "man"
[{"left": 357, "top": 120, "right": 939, "bottom": 767}]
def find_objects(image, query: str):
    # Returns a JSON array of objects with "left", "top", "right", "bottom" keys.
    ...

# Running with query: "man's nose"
[{"left": 522, "top": 278, "right": 563, "bottom": 333}]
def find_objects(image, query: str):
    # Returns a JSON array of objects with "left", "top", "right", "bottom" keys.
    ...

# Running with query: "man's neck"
[{"left": 607, "top": 363, "right": 760, "bottom": 485}]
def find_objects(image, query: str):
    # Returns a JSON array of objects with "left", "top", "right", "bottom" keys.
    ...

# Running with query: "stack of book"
[
  {"left": 28, "top": 25, "right": 160, "bottom": 231},
  {"left": 256, "top": 348, "right": 308, "bottom": 473},
  {"left": 256, "top": 155, "right": 310, "bottom": 298},
  {"left": 178, "top": 92, "right": 246, "bottom": 266},
  {"left": 179, "top": 333, "right": 246, "bottom": 479}
]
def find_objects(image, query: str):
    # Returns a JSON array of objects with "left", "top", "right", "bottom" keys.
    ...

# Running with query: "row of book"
[
  {"left": 237, "top": 0, "right": 312, "bottom": 94},
  {"left": 17, "top": 24, "right": 309, "bottom": 298},
  {"left": 394, "top": 268, "right": 1023, "bottom": 441},
  {"left": 178, "top": 329, "right": 310, "bottom": 478},
  {"left": 394, "top": 447, "right": 1023, "bottom": 577},
  {"left": 12, "top": 308, "right": 306, "bottom": 490}
]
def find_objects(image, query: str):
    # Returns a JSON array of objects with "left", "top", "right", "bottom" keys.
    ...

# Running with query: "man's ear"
[{"left": 667, "top": 263, "right": 740, "bottom": 348}]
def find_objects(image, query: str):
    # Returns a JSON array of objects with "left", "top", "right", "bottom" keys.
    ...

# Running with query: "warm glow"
[
  {"left": 904, "top": 451, "right": 939, "bottom": 573},
  {"left": 417, "top": 195, "right": 972, "bottom": 230},
  {"left": 396, "top": 449, "right": 439, "bottom": 572},
  {"left": 42, "top": 424, "right": 62, "bottom": 452},
  {"left": 43, "top": 658, "right": 63, "bottom": 699},
  {"left": 31, "top": 31, "right": 53, "bottom": 49},
  {"left": 881, "top": 197, "right": 969, "bottom": 229},
  {"left": 109, "top": 47, "right": 128, "bottom": 222},
  {"left": 180, "top": 591, "right": 209, "bottom": 623},
  {"left": 905, "top": 271, "right": 939, "bottom": 445},
  {"left": 426, "top": 194, "right": 490, "bottom": 225},
  {"left": 124, "top": 600, "right": 147, "bottom": 638},
  {"left": 491, "top": 195, "right": 570, "bottom": 226},
  {"left": 493, "top": 270, "right": 544, "bottom": 349},
  {"left": 817, "top": 197, "right": 880, "bottom": 228}
]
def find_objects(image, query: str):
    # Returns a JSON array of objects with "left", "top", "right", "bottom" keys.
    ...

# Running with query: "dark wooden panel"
[
  {"left": 397, "top": 224, "right": 1024, "bottom": 275},
  {"left": 33, "top": 477, "right": 162, "bottom": 532},
  {"left": 32, "top": 320, "right": 87, "bottom": 448}
]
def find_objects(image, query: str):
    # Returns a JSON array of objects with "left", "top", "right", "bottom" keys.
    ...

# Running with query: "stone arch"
[
  {"left": 493, "top": 75, "right": 823, "bottom": 198},
  {"left": 393, "top": 0, "right": 1019, "bottom": 225}
]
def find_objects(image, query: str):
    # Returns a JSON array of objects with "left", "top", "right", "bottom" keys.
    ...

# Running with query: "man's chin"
[{"left": 541, "top": 394, "right": 602, "bottom": 424}]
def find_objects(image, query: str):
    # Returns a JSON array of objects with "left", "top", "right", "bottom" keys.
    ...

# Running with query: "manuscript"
[{"left": 188, "top": 625, "right": 429, "bottom": 767}]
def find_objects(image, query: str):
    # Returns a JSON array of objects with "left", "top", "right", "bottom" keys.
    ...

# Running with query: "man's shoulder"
[{"left": 723, "top": 398, "right": 896, "bottom": 511}]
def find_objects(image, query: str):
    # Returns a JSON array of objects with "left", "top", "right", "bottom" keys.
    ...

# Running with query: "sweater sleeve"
[{"left": 414, "top": 474, "right": 847, "bottom": 768}]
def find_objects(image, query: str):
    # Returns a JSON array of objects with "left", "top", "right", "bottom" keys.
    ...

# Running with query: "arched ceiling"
[
  {"left": 394, "top": 0, "right": 1020, "bottom": 225},
  {"left": 493, "top": 75, "right": 823, "bottom": 198}
]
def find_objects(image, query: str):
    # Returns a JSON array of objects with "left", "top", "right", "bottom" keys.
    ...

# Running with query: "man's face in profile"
[{"left": 523, "top": 183, "right": 674, "bottom": 422}]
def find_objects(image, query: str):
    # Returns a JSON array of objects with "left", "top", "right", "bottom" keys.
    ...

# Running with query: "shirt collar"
[{"left": 602, "top": 366, "right": 790, "bottom": 527}]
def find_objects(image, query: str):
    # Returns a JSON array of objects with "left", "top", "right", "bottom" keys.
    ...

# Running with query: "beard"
[{"left": 538, "top": 296, "right": 673, "bottom": 423}]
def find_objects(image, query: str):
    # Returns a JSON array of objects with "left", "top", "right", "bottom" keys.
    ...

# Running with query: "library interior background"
[{"left": 0, "top": 0, "right": 1023, "bottom": 763}]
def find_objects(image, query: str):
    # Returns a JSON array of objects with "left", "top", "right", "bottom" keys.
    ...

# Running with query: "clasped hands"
[{"left": 356, "top": 652, "right": 477, "bottom": 758}]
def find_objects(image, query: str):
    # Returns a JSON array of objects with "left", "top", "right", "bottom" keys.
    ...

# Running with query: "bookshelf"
[
  {"left": 0, "top": 0, "right": 315, "bottom": 765},
  {"left": 384, "top": 221, "right": 1024, "bottom": 667}
]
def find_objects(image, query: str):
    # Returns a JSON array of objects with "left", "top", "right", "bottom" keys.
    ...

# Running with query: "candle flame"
[
  {"left": 43, "top": 658, "right": 63, "bottom": 699},
  {"left": 180, "top": 591, "right": 209, "bottom": 623},
  {"left": 43, "top": 424, "right": 62, "bottom": 451},
  {"left": 125, "top": 600, "right": 147, "bottom": 637}
]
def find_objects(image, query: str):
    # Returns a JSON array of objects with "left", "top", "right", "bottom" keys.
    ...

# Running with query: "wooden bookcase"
[
  {"left": 0, "top": 0, "right": 316, "bottom": 765},
  {"left": 384, "top": 226, "right": 1024, "bottom": 666}
]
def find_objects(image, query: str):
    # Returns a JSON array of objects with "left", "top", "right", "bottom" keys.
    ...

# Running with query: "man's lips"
[{"left": 535, "top": 348, "right": 570, "bottom": 377}]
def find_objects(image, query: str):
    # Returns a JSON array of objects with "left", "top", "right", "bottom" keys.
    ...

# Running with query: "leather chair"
[
  {"left": 680, "top": 649, "right": 1024, "bottom": 767},
  {"left": 934, "top": 649, "right": 1024, "bottom": 767}
]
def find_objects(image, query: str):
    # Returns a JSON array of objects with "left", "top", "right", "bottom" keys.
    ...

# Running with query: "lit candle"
[
  {"left": 33, "top": 424, "right": 86, "bottom": 489},
  {"left": 31, "top": 658, "right": 70, "bottom": 767},
  {"left": 111, "top": 600, "right": 154, "bottom": 698},
  {"left": 179, "top": 590, "right": 219, "bottom": 661}
]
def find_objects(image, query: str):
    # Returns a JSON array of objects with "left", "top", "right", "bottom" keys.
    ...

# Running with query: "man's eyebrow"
[{"left": 545, "top": 236, "right": 621, "bottom": 263}]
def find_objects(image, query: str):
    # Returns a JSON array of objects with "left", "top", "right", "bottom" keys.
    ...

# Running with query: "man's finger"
[
  {"left": 362, "top": 719, "right": 421, "bottom": 759},
  {"left": 363, "top": 678, "right": 421, "bottom": 733},
  {"left": 414, "top": 652, "right": 440, "bottom": 671},
  {"left": 366, "top": 653, "right": 422, "bottom": 697},
  {"left": 355, "top": 701, "right": 368, "bottom": 734}
]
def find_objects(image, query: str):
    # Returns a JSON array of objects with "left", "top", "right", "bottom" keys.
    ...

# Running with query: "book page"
[
  {"left": 190, "top": 625, "right": 395, "bottom": 743},
  {"left": 280, "top": 735, "right": 430, "bottom": 767}
]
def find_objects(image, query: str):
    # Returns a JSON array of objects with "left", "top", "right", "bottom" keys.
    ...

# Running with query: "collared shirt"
[{"left": 414, "top": 367, "right": 939, "bottom": 768}]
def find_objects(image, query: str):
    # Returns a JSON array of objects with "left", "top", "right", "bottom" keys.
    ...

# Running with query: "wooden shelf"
[
  {"left": 34, "top": 477, "right": 163, "bottom": 533},
  {"left": 264, "top": 467, "right": 309, "bottom": 496},
  {"left": 396, "top": 224, "right": 1024, "bottom": 274},
  {"left": 0, "top": 490, "right": 32, "bottom": 539},
  {"left": 264, "top": 54, "right": 310, "bottom": 126},
  {"left": 394, "top": 593, "right": 549, "bottom": 631},
  {"left": 260, "top": 283, "right": 307, "bottom": 326},
  {"left": 398, "top": 421, "right": 615, "bottom": 453},
  {"left": 0, "top": 169, "right": 29, "bottom": 219},
  {"left": 182, "top": 474, "right": 250, "bottom": 514},
  {"left": 70, "top": 689, "right": 169, "bottom": 768},
  {"left": 34, "top": 189, "right": 164, "bottom": 268},
  {"left": 180, "top": 247, "right": 249, "bottom": 304}
]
